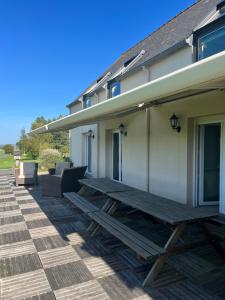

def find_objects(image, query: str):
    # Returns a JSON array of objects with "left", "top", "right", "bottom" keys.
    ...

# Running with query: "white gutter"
[{"left": 30, "top": 51, "right": 225, "bottom": 134}]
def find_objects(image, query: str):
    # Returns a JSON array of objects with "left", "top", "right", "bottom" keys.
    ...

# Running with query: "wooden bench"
[
  {"left": 89, "top": 210, "right": 165, "bottom": 260},
  {"left": 64, "top": 192, "right": 100, "bottom": 214}
]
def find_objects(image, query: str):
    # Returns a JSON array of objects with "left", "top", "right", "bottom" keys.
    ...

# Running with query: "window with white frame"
[
  {"left": 83, "top": 95, "right": 92, "bottom": 109},
  {"left": 83, "top": 133, "right": 92, "bottom": 173}
]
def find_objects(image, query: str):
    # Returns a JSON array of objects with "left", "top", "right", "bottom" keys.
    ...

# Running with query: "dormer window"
[
  {"left": 194, "top": 15, "right": 225, "bottom": 61},
  {"left": 83, "top": 96, "right": 92, "bottom": 108},
  {"left": 109, "top": 81, "right": 120, "bottom": 98}
]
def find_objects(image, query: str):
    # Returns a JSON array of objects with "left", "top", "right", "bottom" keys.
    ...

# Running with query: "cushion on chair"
[
  {"left": 20, "top": 162, "right": 36, "bottom": 177},
  {"left": 55, "top": 162, "right": 71, "bottom": 176}
]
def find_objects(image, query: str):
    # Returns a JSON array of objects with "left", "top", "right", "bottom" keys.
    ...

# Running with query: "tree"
[
  {"left": 16, "top": 128, "right": 28, "bottom": 155},
  {"left": 3, "top": 144, "right": 14, "bottom": 155}
]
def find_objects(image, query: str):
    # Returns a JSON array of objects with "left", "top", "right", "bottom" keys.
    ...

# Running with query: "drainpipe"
[
  {"left": 146, "top": 108, "right": 150, "bottom": 192},
  {"left": 96, "top": 122, "right": 100, "bottom": 178}
]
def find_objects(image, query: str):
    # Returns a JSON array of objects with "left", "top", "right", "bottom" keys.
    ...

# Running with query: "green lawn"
[
  {"left": 0, "top": 155, "right": 15, "bottom": 169},
  {"left": 0, "top": 155, "right": 38, "bottom": 169}
]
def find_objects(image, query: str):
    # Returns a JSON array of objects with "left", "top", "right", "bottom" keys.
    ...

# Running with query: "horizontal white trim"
[{"left": 30, "top": 50, "right": 225, "bottom": 134}]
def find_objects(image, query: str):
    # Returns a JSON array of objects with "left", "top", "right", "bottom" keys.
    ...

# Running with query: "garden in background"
[{"left": 0, "top": 115, "right": 69, "bottom": 170}]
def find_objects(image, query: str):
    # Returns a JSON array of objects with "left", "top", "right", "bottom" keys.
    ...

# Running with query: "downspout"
[
  {"left": 96, "top": 122, "right": 100, "bottom": 178},
  {"left": 146, "top": 108, "right": 150, "bottom": 192}
]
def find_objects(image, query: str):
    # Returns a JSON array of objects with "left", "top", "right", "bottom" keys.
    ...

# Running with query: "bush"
[
  {"left": 3, "top": 144, "right": 14, "bottom": 155},
  {"left": 0, "top": 149, "right": 5, "bottom": 157},
  {"left": 39, "top": 149, "right": 62, "bottom": 171}
]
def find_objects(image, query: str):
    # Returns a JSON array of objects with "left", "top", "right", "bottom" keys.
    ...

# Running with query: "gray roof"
[{"left": 67, "top": 0, "right": 222, "bottom": 108}]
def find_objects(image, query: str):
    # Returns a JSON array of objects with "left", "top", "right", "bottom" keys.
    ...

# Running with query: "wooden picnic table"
[
  {"left": 79, "top": 178, "right": 133, "bottom": 193},
  {"left": 77, "top": 178, "right": 219, "bottom": 286}
]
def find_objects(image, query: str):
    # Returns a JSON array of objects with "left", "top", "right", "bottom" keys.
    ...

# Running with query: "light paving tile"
[
  {"left": 0, "top": 239, "right": 36, "bottom": 259},
  {"left": 24, "top": 212, "right": 48, "bottom": 221},
  {"left": 54, "top": 279, "right": 110, "bottom": 300},
  {"left": 14, "top": 190, "right": 29, "bottom": 195},
  {"left": 24, "top": 292, "right": 56, "bottom": 300},
  {"left": 29, "top": 226, "right": 59, "bottom": 239},
  {"left": 16, "top": 195, "right": 35, "bottom": 201},
  {"left": 83, "top": 255, "right": 128, "bottom": 279},
  {"left": 0, "top": 194, "right": 15, "bottom": 202},
  {"left": 65, "top": 232, "right": 85, "bottom": 245},
  {"left": 0, "top": 269, "right": 52, "bottom": 300},
  {"left": 0, "top": 200, "right": 18, "bottom": 207},
  {"left": 19, "top": 202, "right": 39, "bottom": 209},
  {"left": 0, "top": 221, "right": 27, "bottom": 234},
  {"left": 0, "top": 209, "right": 22, "bottom": 218},
  {"left": 39, "top": 245, "right": 80, "bottom": 268}
]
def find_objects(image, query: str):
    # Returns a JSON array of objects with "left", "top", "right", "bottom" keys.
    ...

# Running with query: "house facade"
[{"left": 33, "top": 0, "right": 225, "bottom": 213}]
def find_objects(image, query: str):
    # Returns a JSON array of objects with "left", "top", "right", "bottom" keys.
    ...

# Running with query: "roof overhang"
[{"left": 30, "top": 51, "right": 225, "bottom": 134}]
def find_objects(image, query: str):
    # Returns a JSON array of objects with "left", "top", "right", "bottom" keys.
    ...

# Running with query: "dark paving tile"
[
  {"left": 196, "top": 265, "right": 225, "bottom": 299},
  {"left": 0, "top": 205, "right": 19, "bottom": 212},
  {"left": 159, "top": 279, "right": 220, "bottom": 300},
  {"left": 21, "top": 207, "right": 42, "bottom": 214},
  {"left": 26, "top": 218, "right": 52, "bottom": 229},
  {"left": 0, "top": 230, "right": 31, "bottom": 245},
  {"left": 0, "top": 196, "right": 15, "bottom": 203},
  {"left": 73, "top": 238, "right": 111, "bottom": 259},
  {"left": 137, "top": 263, "right": 186, "bottom": 289},
  {"left": 33, "top": 235, "right": 68, "bottom": 252},
  {"left": 99, "top": 270, "right": 145, "bottom": 300},
  {"left": 24, "top": 292, "right": 56, "bottom": 300},
  {"left": 0, "top": 215, "right": 24, "bottom": 225},
  {"left": 45, "top": 261, "right": 93, "bottom": 290},
  {"left": 0, "top": 253, "right": 42, "bottom": 278},
  {"left": 55, "top": 221, "right": 85, "bottom": 235},
  {"left": 117, "top": 248, "right": 149, "bottom": 270}
]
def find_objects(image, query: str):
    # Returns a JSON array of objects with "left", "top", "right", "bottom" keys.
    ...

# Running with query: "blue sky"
[{"left": 0, "top": 0, "right": 195, "bottom": 144}]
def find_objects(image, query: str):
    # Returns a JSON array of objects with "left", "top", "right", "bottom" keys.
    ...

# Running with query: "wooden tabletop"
[
  {"left": 107, "top": 190, "right": 219, "bottom": 225},
  {"left": 79, "top": 178, "right": 133, "bottom": 194}
]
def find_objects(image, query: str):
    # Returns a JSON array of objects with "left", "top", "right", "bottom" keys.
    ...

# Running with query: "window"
[
  {"left": 83, "top": 96, "right": 92, "bottom": 108},
  {"left": 109, "top": 81, "right": 120, "bottom": 98},
  {"left": 84, "top": 134, "right": 92, "bottom": 173},
  {"left": 195, "top": 16, "right": 225, "bottom": 61}
]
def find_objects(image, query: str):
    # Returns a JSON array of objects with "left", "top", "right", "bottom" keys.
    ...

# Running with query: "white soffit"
[{"left": 31, "top": 51, "right": 225, "bottom": 134}]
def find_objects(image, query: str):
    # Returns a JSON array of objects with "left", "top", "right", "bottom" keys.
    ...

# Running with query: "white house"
[{"left": 32, "top": 0, "right": 225, "bottom": 215}]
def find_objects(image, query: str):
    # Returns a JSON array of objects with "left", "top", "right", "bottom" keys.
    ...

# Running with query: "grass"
[
  {"left": 0, "top": 155, "right": 38, "bottom": 169},
  {"left": 0, "top": 155, "right": 15, "bottom": 169}
]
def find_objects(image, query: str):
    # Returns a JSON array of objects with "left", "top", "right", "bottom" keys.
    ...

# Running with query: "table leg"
[{"left": 143, "top": 224, "right": 186, "bottom": 286}]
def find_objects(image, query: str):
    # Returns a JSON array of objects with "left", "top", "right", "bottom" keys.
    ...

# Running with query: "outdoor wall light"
[
  {"left": 88, "top": 129, "right": 95, "bottom": 139},
  {"left": 170, "top": 114, "right": 181, "bottom": 133},
  {"left": 119, "top": 123, "right": 127, "bottom": 136}
]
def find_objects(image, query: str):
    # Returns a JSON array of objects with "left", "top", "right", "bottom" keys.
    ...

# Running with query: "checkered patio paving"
[{"left": 0, "top": 174, "right": 225, "bottom": 299}]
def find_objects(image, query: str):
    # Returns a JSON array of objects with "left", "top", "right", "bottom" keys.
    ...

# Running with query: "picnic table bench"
[{"left": 65, "top": 178, "right": 219, "bottom": 286}]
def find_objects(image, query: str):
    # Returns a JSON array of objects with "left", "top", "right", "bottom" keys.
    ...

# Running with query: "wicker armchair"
[
  {"left": 15, "top": 162, "right": 38, "bottom": 186},
  {"left": 42, "top": 166, "right": 87, "bottom": 197},
  {"left": 48, "top": 161, "right": 73, "bottom": 175}
]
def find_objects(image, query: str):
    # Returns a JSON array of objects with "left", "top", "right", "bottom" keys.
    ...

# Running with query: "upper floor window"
[
  {"left": 83, "top": 96, "right": 92, "bottom": 108},
  {"left": 195, "top": 16, "right": 225, "bottom": 61},
  {"left": 109, "top": 81, "right": 120, "bottom": 98}
]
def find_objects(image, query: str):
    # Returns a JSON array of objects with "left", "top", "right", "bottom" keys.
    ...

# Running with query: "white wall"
[
  {"left": 70, "top": 124, "right": 98, "bottom": 177},
  {"left": 121, "top": 68, "right": 149, "bottom": 93},
  {"left": 98, "top": 111, "right": 148, "bottom": 191},
  {"left": 149, "top": 90, "right": 225, "bottom": 204},
  {"left": 70, "top": 102, "right": 82, "bottom": 114}
]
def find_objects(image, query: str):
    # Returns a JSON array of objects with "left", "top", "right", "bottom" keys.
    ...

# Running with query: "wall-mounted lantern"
[
  {"left": 170, "top": 114, "right": 181, "bottom": 133},
  {"left": 88, "top": 129, "right": 95, "bottom": 139},
  {"left": 118, "top": 123, "right": 127, "bottom": 136}
]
